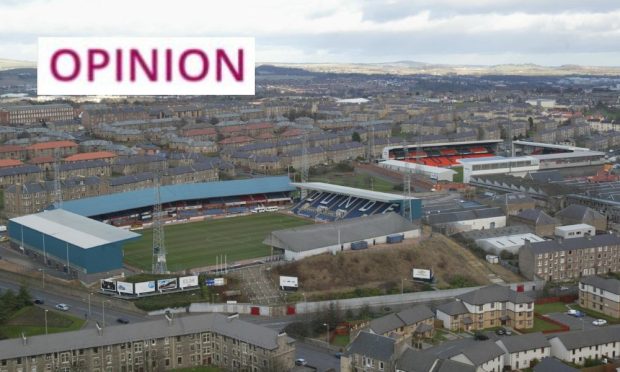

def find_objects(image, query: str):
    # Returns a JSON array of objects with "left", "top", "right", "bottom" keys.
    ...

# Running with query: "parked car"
[
  {"left": 55, "top": 303, "right": 70, "bottom": 311},
  {"left": 473, "top": 332, "right": 489, "bottom": 341},
  {"left": 295, "top": 358, "right": 308, "bottom": 366},
  {"left": 116, "top": 318, "right": 130, "bottom": 324},
  {"left": 495, "top": 328, "right": 506, "bottom": 335},
  {"left": 334, "top": 352, "right": 343, "bottom": 359},
  {"left": 33, "top": 298, "right": 45, "bottom": 305},
  {"left": 592, "top": 319, "right": 608, "bottom": 326},
  {"left": 567, "top": 309, "right": 585, "bottom": 318}
]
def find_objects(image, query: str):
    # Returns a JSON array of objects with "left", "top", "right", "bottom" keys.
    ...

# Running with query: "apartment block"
[
  {"left": 436, "top": 285, "right": 534, "bottom": 331},
  {"left": 0, "top": 313, "right": 295, "bottom": 372},
  {"left": 579, "top": 275, "right": 620, "bottom": 319},
  {"left": 519, "top": 234, "right": 620, "bottom": 282}
]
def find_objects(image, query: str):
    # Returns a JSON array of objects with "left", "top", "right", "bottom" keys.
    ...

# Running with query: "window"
[{"left": 177, "top": 357, "right": 182, "bottom": 365}]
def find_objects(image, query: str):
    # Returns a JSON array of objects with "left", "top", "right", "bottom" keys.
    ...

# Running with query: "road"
[
  {"left": 0, "top": 277, "right": 146, "bottom": 328},
  {"left": 296, "top": 341, "right": 340, "bottom": 372}
]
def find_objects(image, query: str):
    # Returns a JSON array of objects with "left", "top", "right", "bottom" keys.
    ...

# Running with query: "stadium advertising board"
[
  {"left": 279, "top": 276, "right": 298, "bottom": 290},
  {"left": 205, "top": 277, "right": 226, "bottom": 287},
  {"left": 179, "top": 276, "right": 198, "bottom": 288},
  {"left": 135, "top": 281, "right": 156, "bottom": 294},
  {"left": 412, "top": 268, "right": 433, "bottom": 280},
  {"left": 101, "top": 279, "right": 116, "bottom": 291},
  {"left": 117, "top": 281, "right": 134, "bottom": 294},
  {"left": 157, "top": 278, "right": 178, "bottom": 291}
]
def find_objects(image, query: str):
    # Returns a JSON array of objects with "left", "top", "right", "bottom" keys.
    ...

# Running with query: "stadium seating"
[{"left": 293, "top": 190, "right": 403, "bottom": 221}]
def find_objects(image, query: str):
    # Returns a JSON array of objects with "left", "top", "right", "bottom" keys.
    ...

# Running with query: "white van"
[{"left": 265, "top": 206, "right": 279, "bottom": 212}]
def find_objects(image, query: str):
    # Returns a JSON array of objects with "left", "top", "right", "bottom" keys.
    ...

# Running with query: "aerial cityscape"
[{"left": 1, "top": 1, "right": 620, "bottom": 372}]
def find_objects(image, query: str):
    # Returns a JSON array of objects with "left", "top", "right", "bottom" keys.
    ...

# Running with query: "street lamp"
[
  {"left": 88, "top": 293, "right": 93, "bottom": 318},
  {"left": 44, "top": 309, "right": 48, "bottom": 335},
  {"left": 323, "top": 323, "right": 329, "bottom": 345}
]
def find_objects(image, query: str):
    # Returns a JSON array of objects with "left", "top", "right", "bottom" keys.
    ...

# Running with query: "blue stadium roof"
[{"left": 61, "top": 176, "right": 294, "bottom": 217}]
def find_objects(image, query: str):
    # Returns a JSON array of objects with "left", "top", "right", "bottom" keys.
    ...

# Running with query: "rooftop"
[
  {"left": 61, "top": 176, "right": 295, "bottom": 217},
  {"left": 264, "top": 213, "right": 416, "bottom": 252},
  {"left": 10, "top": 209, "right": 139, "bottom": 249},
  {"left": 292, "top": 182, "right": 418, "bottom": 202}
]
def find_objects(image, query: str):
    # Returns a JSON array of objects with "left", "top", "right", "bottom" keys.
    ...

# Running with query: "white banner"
[
  {"left": 117, "top": 281, "right": 134, "bottom": 294},
  {"left": 38, "top": 37, "right": 255, "bottom": 96},
  {"left": 279, "top": 276, "right": 298, "bottom": 288},
  {"left": 135, "top": 281, "right": 156, "bottom": 294},
  {"left": 179, "top": 276, "right": 198, "bottom": 288},
  {"left": 412, "top": 268, "right": 432, "bottom": 280}
]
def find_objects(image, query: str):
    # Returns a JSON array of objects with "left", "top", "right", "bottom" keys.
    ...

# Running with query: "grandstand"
[
  {"left": 60, "top": 176, "right": 295, "bottom": 227},
  {"left": 381, "top": 140, "right": 501, "bottom": 168},
  {"left": 291, "top": 182, "right": 422, "bottom": 222}
]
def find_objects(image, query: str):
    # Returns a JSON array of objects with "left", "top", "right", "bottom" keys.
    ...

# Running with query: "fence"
[
  {"left": 535, "top": 295, "right": 578, "bottom": 305},
  {"left": 533, "top": 313, "right": 570, "bottom": 334}
]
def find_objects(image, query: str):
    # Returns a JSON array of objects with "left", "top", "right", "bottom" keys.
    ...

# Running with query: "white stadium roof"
[
  {"left": 380, "top": 160, "right": 456, "bottom": 175},
  {"left": 11, "top": 209, "right": 140, "bottom": 249},
  {"left": 512, "top": 140, "right": 590, "bottom": 152},
  {"left": 292, "top": 182, "right": 418, "bottom": 202}
]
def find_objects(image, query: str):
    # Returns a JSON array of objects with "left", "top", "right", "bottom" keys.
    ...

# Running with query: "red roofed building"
[
  {"left": 64, "top": 151, "right": 117, "bottom": 163},
  {"left": 28, "top": 156, "right": 55, "bottom": 171},
  {"left": 218, "top": 136, "right": 254, "bottom": 148},
  {"left": 27, "top": 141, "right": 78, "bottom": 158},
  {"left": 0, "top": 159, "right": 23, "bottom": 168},
  {"left": 0, "top": 145, "right": 28, "bottom": 160},
  {"left": 183, "top": 127, "right": 218, "bottom": 141},
  {"left": 280, "top": 128, "right": 305, "bottom": 139},
  {"left": 218, "top": 122, "right": 274, "bottom": 137}
]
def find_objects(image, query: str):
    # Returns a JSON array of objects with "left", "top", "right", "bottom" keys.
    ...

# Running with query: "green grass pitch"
[{"left": 123, "top": 213, "right": 311, "bottom": 271}]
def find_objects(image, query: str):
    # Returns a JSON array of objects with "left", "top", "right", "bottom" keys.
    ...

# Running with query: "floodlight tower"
[
  {"left": 300, "top": 133, "right": 309, "bottom": 198},
  {"left": 152, "top": 168, "right": 168, "bottom": 274}
]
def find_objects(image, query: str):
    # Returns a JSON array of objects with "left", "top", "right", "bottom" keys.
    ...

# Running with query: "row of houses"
[{"left": 342, "top": 285, "right": 620, "bottom": 371}]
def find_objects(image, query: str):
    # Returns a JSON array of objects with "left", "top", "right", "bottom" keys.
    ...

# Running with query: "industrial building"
[
  {"left": 8, "top": 209, "right": 140, "bottom": 279},
  {"left": 263, "top": 212, "right": 419, "bottom": 261},
  {"left": 475, "top": 232, "right": 545, "bottom": 255}
]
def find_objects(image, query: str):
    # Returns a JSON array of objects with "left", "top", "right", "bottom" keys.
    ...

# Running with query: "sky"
[{"left": 1, "top": 0, "right": 620, "bottom": 66}]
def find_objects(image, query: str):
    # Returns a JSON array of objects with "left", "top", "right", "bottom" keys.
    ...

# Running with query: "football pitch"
[{"left": 123, "top": 213, "right": 311, "bottom": 271}]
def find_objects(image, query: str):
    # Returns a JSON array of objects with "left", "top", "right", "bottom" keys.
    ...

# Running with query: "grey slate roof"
[
  {"left": 344, "top": 331, "right": 395, "bottom": 362},
  {"left": 525, "top": 233, "right": 620, "bottom": 254},
  {"left": 580, "top": 275, "right": 620, "bottom": 295},
  {"left": 514, "top": 208, "right": 557, "bottom": 225},
  {"left": 426, "top": 339, "right": 504, "bottom": 366},
  {"left": 497, "top": 332, "right": 549, "bottom": 353},
  {"left": 433, "top": 359, "right": 476, "bottom": 372},
  {"left": 532, "top": 357, "right": 579, "bottom": 372},
  {"left": 549, "top": 324, "right": 620, "bottom": 350},
  {"left": 556, "top": 205, "right": 605, "bottom": 223},
  {"left": 491, "top": 192, "right": 535, "bottom": 205},
  {"left": 0, "top": 313, "right": 287, "bottom": 360},
  {"left": 0, "top": 164, "right": 42, "bottom": 176},
  {"left": 263, "top": 212, "right": 416, "bottom": 252},
  {"left": 427, "top": 207, "right": 504, "bottom": 225},
  {"left": 436, "top": 300, "right": 469, "bottom": 316},
  {"left": 369, "top": 304, "right": 434, "bottom": 335},
  {"left": 457, "top": 284, "right": 533, "bottom": 305},
  {"left": 396, "top": 347, "right": 437, "bottom": 372}
]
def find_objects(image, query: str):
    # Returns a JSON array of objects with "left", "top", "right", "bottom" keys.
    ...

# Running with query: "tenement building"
[
  {"left": 519, "top": 234, "right": 620, "bottom": 281},
  {"left": 0, "top": 313, "right": 295, "bottom": 372}
]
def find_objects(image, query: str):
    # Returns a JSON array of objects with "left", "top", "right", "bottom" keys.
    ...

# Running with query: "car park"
[
  {"left": 592, "top": 319, "right": 607, "bottom": 326},
  {"left": 55, "top": 303, "right": 70, "bottom": 311}
]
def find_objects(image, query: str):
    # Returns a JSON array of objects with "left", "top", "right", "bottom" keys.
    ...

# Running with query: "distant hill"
[
  {"left": 259, "top": 61, "right": 620, "bottom": 76},
  {"left": 0, "top": 59, "right": 36, "bottom": 71}
]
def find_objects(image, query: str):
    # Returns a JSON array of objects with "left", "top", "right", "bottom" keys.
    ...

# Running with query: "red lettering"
[
  {"left": 130, "top": 49, "right": 158, "bottom": 81},
  {"left": 87, "top": 49, "right": 110, "bottom": 81},
  {"left": 179, "top": 49, "right": 209, "bottom": 82},
  {"left": 115, "top": 49, "right": 123, "bottom": 81},
  {"left": 216, "top": 49, "right": 244, "bottom": 81},
  {"left": 50, "top": 49, "right": 80, "bottom": 81},
  {"left": 165, "top": 49, "right": 173, "bottom": 82}
]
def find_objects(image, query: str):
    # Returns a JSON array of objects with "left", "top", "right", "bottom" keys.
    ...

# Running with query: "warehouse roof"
[
  {"left": 61, "top": 176, "right": 295, "bottom": 217},
  {"left": 264, "top": 213, "right": 416, "bottom": 252},
  {"left": 10, "top": 209, "right": 139, "bottom": 249},
  {"left": 0, "top": 313, "right": 289, "bottom": 360},
  {"left": 292, "top": 182, "right": 418, "bottom": 202}
]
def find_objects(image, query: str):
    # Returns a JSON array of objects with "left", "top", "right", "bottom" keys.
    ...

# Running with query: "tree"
[
  {"left": 352, "top": 131, "right": 361, "bottom": 142},
  {"left": 208, "top": 117, "right": 219, "bottom": 125},
  {"left": 17, "top": 285, "right": 32, "bottom": 307},
  {"left": 527, "top": 116, "right": 534, "bottom": 130}
]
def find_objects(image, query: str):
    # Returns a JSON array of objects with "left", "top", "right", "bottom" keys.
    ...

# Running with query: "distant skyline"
[{"left": 1, "top": 0, "right": 620, "bottom": 66}]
